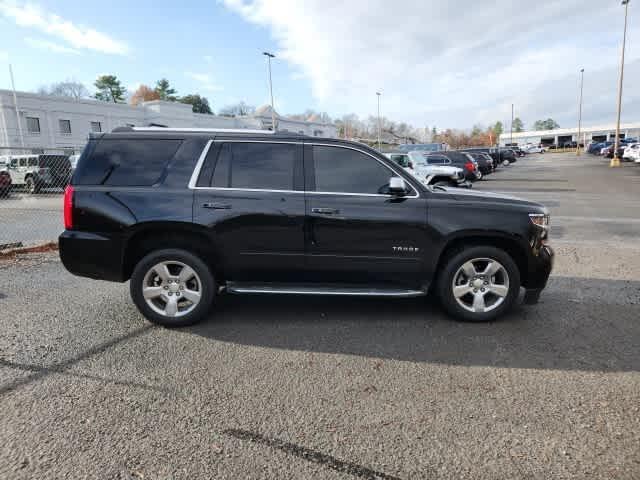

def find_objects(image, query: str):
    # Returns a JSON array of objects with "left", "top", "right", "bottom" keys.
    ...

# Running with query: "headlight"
[{"left": 529, "top": 213, "right": 550, "bottom": 229}]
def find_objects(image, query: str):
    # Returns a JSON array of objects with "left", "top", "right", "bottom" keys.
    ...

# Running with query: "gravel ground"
[{"left": 0, "top": 153, "right": 639, "bottom": 479}]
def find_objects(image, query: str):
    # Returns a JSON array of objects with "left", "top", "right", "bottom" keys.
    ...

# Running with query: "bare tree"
[
  {"left": 37, "top": 80, "right": 90, "bottom": 100},
  {"left": 219, "top": 101, "right": 255, "bottom": 117}
]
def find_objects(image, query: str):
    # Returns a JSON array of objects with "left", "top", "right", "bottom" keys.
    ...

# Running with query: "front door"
[
  {"left": 305, "top": 144, "right": 429, "bottom": 287},
  {"left": 193, "top": 140, "right": 305, "bottom": 281}
]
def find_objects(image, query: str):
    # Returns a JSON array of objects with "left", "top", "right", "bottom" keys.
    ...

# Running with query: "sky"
[{"left": 0, "top": 0, "right": 639, "bottom": 132}]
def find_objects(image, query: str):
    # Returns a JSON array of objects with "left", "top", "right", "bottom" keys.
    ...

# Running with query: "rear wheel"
[
  {"left": 436, "top": 246, "right": 520, "bottom": 322},
  {"left": 130, "top": 248, "right": 215, "bottom": 327}
]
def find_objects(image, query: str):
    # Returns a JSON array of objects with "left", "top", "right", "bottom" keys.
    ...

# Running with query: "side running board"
[{"left": 224, "top": 282, "right": 427, "bottom": 298}]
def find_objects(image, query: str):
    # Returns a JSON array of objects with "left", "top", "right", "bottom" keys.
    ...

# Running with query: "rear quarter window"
[{"left": 74, "top": 138, "right": 182, "bottom": 186}]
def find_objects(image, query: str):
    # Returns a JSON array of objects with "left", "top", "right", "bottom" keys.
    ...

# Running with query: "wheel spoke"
[
  {"left": 164, "top": 296, "right": 178, "bottom": 317},
  {"left": 181, "top": 288, "right": 201, "bottom": 304},
  {"left": 453, "top": 284, "right": 473, "bottom": 298},
  {"left": 483, "top": 261, "right": 501, "bottom": 277},
  {"left": 489, "top": 284, "right": 508, "bottom": 297},
  {"left": 154, "top": 262, "right": 171, "bottom": 282},
  {"left": 461, "top": 261, "right": 477, "bottom": 278},
  {"left": 472, "top": 292, "right": 486, "bottom": 312},
  {"left": 143, "top": 286, "right": 164, "bottom": 299},
  {"left": 178, "top": 265, "right": 196, "bottom": 283}
]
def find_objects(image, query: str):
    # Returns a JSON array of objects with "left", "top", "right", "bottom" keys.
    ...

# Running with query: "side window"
[
  {"left": 74, "top": 139, "right": 182, "bottom": 186},
  {"left": 427, "top": 156, "right": 445, "bottom": 165},
  {"left": 19, "top": 158, "right": 27, "bottom": 167},
  {"left": 28, "top": 157, "right": 38, "bottom": 166},
  {"left": 210, "top": 142, "right": 296, "bottom": 191},
  {"left": 313, "top": 146, "right": 393, "bottom": 195}
]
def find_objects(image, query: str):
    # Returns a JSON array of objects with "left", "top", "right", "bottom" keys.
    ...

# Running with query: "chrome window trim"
[
  {"left": 188, "top": 139, "right": 422, "bottom": 198},
  {"left": 188, "top": 139, "right": 214, "bottom": 189},
  {"left": 308, "top": 143, "right": 420, "bottom": 198}
]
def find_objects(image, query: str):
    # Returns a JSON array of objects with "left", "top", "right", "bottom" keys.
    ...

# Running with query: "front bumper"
[
  {"left": 524, "top": 244, "right": 554, "bottom": 290},
  {"left": 59, "top": 230, "right": 126, "bottom": 282}
]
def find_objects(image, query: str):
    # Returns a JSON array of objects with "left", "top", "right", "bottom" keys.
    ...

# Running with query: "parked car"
[
  {"left": 588, "top": 141, "right": 612, "bottom": 154},
  {"left": 59, "top": 127, "right": 553, "bottom": 326},
  {"left": 0, "top": 154, "right": 72, "bottom": 194},
  {"left": 0, "top": 162, "right": 11, "bottom": 197},
  {"left": 385, "top": 152, "right": 471, "bottom": 188},
  {"left": 622, "top": 143, "right": 640, "bottom": 162},
  {"left": 522, "top": 145, "right": 546, "bottom": 154},
  {"left": 562, "top": 141, "right": 577, "bottom": 148},
  {"left": 462, "top": 152, "right": 493, "bottom": 175},
  {"left": 69, "top": 154, "right": 80, "bottom": 176},
  {"left": 426, "top": 151, "right": 481, "bottom": 181},
  {"left": 456, "top": 147, "right": 500, "bottom": 168}
]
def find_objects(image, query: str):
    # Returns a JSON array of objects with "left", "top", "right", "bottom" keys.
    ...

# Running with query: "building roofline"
[{"left": 500, "top": 122, "right": 640, "bottom": 138}]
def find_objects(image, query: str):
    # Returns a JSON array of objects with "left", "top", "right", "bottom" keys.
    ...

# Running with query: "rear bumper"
[{"left": 59, "top": 230, "right": 126, "bottom": 282}]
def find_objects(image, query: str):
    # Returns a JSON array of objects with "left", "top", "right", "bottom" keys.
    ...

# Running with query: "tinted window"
[
  {"left": 74, "top": 138, "right": 182, "bottom": 186},
  {"left": 314, "top": 146, "right": 393, "bottom": 194},
  {"left": 427, "top": 156, "right": 447, "bottom": 165},
  {"left": 210, "top": 142, "right": 295, "bottom": 190}
]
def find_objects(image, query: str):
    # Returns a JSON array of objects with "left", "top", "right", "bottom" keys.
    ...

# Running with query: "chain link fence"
[{"left": 0, "top": 146, "right": 82, "bottom": 250}]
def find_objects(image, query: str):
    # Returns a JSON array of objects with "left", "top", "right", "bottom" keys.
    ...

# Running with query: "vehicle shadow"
[{"left": 187, "top": 276, "right": 640, "bottom": 373}]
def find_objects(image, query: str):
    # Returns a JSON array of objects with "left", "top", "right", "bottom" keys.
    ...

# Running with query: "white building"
[
  {"left": 0, "top": 89, "right": 337, "bottom": 154},
  {"left": 499, "top": 122, "right": 640, "bottom": 147}
]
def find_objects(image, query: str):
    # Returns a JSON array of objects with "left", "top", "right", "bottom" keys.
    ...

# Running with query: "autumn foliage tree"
[{"left": 130, "top": 85, "right": 160, "bottom": 105}]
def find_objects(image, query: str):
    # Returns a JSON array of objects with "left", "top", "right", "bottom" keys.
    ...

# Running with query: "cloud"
[
  {"left": 0, "top": 1, "right": 129, "bottom": 55},
  {"left": 25, "top": 36, "right": 81, "bottom": 55},
  {"left": 186, "top": 71, "right": 224, "bottom": 92},
  {"left": 222, "top": 0, "right": 636, "bottom": 128}
]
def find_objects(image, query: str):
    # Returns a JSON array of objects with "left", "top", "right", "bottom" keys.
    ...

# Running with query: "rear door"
[
  {"left": 193, "top": 139, "right": 305, "bottom": 281},
  {"left": 304, "top": 143, "right": 429, "bottom": 286}
]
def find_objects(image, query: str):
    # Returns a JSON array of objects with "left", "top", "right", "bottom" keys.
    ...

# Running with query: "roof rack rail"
[{"left": 128, "top": 127, "right": 275, "bottom": 134}]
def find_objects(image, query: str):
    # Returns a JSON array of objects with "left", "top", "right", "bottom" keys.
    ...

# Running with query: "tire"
[
  {"left": 433, "top": 180, "right": 450, "bottom": 188},
  {"left": 25, "top": 176, "right": 40, "bottom": 194},
  {"left": 436, "top": 246, "right": 521, "bottom": 322},
  {"left": 130, "top": 248, "right": 215, "bottom": 327}
]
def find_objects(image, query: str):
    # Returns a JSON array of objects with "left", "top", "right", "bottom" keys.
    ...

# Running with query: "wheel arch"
[
  {"left": 434, "top": 233, "right": 529, "bottom": 286},
  {"left": 122, "top": 222, "right": 221, "bottom": 281}
]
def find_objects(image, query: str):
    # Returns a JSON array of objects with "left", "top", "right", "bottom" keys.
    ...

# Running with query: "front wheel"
[
  {"left": 25, "top": 176, "right": 40, "bottom": 194},
  {"left": 130, "top": 248, "right": 215, "bottom": 327},
  {"left": 436, "top": 246, "right": 521, "bottom": 322}
]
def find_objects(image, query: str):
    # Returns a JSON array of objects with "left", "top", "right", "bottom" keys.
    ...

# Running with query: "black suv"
[{"left": 60, "top": 128, "right": 553, "bottom": 326}]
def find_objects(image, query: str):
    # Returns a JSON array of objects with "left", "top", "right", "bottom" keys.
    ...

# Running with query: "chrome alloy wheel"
[
  {"left": 142, "top": 261, "right": 202, "bottom": 318},
  {"left": 451, "top": 258, "right": 510, "bottom": 313}
]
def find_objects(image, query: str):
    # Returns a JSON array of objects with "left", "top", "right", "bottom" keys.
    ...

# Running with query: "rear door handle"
[
  {"left": 202, "top": 202, "right": 231, "bottom": 210},
  {"left": 312, "top": 207, "right": 340, "bottom": 215}
]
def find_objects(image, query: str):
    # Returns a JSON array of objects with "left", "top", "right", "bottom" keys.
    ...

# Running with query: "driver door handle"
[
  {"left": 312, "top": 207, "right": 340, "bottom": 215},
  {"left": 202, "top": 202, "right": 231, "bottom": 210}
]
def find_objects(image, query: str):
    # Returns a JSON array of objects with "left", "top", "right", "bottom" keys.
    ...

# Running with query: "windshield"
[{"left": 407, "top": 151, "right": 428, "bottom": 167}]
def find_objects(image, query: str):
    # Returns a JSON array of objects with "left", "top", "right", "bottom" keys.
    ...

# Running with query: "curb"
[{"left": 0, "top": 242, "right": 58, "bottom": 258}]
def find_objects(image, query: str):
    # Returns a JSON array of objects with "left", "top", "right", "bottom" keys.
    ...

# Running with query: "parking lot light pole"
[
  {"left": 262, "top": 51, "right": 276, "bottom": 131},
  {"left": 510, "top": 104, "right": 514, "bottom": 146},
  {"left": 376, "top": 92, "right": 382, "bottom": 150},
  {"left": 577, "top": 68, "right": 584, "bottom": 156},
  {"left": 612, "top": 0, "right": 630, "bottom": 168}
]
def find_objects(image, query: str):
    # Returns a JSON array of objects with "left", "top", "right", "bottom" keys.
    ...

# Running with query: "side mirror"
[{"left": 389, "top": 176, "right": 407, "bottom": 196}]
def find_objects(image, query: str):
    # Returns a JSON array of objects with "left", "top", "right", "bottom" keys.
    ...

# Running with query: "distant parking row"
[{"left": 384, "top": 146, "right": 524, "bottom": 189}]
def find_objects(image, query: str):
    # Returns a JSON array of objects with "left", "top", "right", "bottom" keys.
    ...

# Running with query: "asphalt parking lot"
[{"left": 1, "top": 153, "right": 639, "bottom": 479}]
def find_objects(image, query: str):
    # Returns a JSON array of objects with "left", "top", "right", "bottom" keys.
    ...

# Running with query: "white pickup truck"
[{"left": 385, "top": 151, "right": 472, "bottom": 188}]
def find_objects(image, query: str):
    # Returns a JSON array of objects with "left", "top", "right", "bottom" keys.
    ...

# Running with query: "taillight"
[
  {"left": 464, "top": 162, "right": 475, "bottom": 171},
  {"left": 63, "top": 185, "right": 74, "bottom": 230}
]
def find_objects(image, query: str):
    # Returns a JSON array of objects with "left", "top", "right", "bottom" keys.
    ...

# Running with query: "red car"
[{"left": 0, "top": 168, "right": 12, "bottom": 197}]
